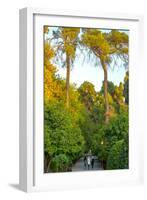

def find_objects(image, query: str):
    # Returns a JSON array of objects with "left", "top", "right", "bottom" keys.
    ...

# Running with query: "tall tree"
[
  {"left": 123, "top": 71, "right": 129, "bottom": 104},
  {"left": 78, "top": 81, "right": 96, "bottom": 111},
  {"left": 52, "top": 28, "right": 80, "bottom": 107},
  {"left": 81, "top": 29, "right": 128, "bottom": 123},
  {"left": 44, "top": 41, "right": 66, "bottom": 104},
  {"left": 113, "top": 82, "right": 124, "bottom": 106},
  {"left": 100, "top": 80, "right": 115, "bottom": 97}
]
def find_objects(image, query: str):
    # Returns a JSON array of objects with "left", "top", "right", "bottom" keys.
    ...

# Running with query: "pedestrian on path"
[
  {"left": 87, "top": 156, "right": 91, "bottom": 170},
  {"left": 91, "top": 156, "right": 95, "bottom": 169},
  {"left": 83, "top": 155, "right": 87, "bottom": 168}
]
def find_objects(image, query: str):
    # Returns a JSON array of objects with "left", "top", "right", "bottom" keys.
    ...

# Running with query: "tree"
[
  {"left": 44, "top": 40, "right": 66, "bottom": 104},
  {"left": 81, "top": 29, "right": 128, "bottom": 123},
  {"left": 113, "top": 82, "right": 124, "bottom": 104},
  {"left": 52, "top": 28, "right": 80, "bottom": 107},
  {"left": 91, "top": 94, "right": 105, "bottom": 123},
  {"left": 44, "top": 26, "right": 49, "bottom": 34},
  {"left": 44, "top": 102, "right": 85, "bottom": 172},
  {"left": 91, "top": 110, "right": 128, "bottom": 169},
  {"left": 107, "top": 139, "right": 128, "bottom": 169},
  {"left": 50, "top": 154, "right": 72, "bottom": 172},
  {"left": 100, "top": 80, "right": 115, "bottom": 96},
  {"left": 123, "top": 71, "right": 129, "bottom": 104},
  {"left": 78, "top": 81, "right": 96, "bottom": 111}
]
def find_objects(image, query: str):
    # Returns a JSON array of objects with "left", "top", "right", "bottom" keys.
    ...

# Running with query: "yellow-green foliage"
[
  {"left": 113, "top": 82, "right": 124, "bottom": 105},
  {"left": 61, "top": 28, "right": 80, "bottom": 59},
  {"left": 44, "top": 27, "right": 129, "bottom": 172},
  {"left": 82, "top": 29, "right": 110, "bottom": 60},
  {"left": 82, "top": 29, "right": 128, "bottom": 62},
  {"left": 44, "top": 26, "right": 49, "bottom": 34},
  {"left": 44, "top": 42, "right": 65, "bottom": 103},
  {"left": 108, "top": 30, "right": 128, "bottom": 46}
]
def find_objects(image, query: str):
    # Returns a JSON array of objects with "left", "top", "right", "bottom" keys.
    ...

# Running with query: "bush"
[
  {"left": 44, "top": 102, "right": 85, "bottom": 172},
  {"left": 50, "top": 154, "right": 71, "bottom": 172},
  {"left": 107, "top": 139, "right": 128, "bottom": 169},
  {"left": 90, "top": 111, "right": 128, "bottom": 169}
]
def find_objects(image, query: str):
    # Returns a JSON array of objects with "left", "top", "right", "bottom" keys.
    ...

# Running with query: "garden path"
[{"left": 72, "top": 157, "right": 103, "bottom": 172}]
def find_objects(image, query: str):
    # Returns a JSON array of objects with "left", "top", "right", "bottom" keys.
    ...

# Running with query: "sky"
[{"left": 45, "top": 27, "right": 129, "bottom": 92}]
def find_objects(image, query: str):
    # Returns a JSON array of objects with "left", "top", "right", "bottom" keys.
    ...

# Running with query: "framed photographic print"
[{"left": 19, "top": 8, "right": 144, "bottom": 192}]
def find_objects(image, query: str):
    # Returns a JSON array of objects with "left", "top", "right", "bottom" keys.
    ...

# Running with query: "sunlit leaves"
[
  {"left": 78, "top": 81, "right": 96, "bottom": 111},
  {"left": 61, "top": 28, "right": 80, "bottom": 59},
  {"left": 44, "top": 42, "right": 65, "bottom": 103},
  {"left": 81, "top": 29, "right": 110, "bottom": 60},
  {"left": 44, "top": 26, "right": 49, "bottom": 34},
  {"left": 44, "top": 27, "right": 129, "bottom": 172},
  {"left": 44, "top": 102, "right": 85, "bottom": 168},
  {"left": 81, "top": 29, "right": 129, "bottom": 64},
  {"left": 52, "top": 27, "right": 80, "bottom": 66}
]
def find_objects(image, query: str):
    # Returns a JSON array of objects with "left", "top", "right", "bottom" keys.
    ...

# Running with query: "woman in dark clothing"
[
  {"left": 91, "top": 156, "right": 95, "bottom": 169},
  {"left": 84, "top": 156, "right": 87, "bottom": 168}
]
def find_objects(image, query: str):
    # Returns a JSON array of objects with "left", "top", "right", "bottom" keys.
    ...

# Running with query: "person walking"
[
  {"left": 91, "top": 156, "right": 95, "bottom": 169},
  {"left": 83, "top": 155, "right": 87, "bottom": 169},
  {"left": 87, "top": 156, "right": 91, "bottom": 170}
]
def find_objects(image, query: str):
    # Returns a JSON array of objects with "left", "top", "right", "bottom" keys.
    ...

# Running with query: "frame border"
[{"left": 19, "top": 7, "right": 144, "bottom": 192}]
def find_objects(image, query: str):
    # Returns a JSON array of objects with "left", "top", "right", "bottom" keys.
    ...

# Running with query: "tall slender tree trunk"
[
  {"left": 101, "top": 59, "right": 109, "bottom": 123},
  {"left": 44, "top": 156, "right": 50, "bottom": 173},
  {"left": 66, "top": 55, "right": 70, "bottom": 108}
]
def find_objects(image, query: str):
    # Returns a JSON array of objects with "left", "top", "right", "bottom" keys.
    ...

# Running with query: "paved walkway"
[{"left": 72, "top": 157, "right": 103, "bottom": 172}]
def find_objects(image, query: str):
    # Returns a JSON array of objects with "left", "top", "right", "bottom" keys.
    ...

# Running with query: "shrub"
[
  {"left": 90, "top": 111, "right": 128, "bottom": 169},
  {"left": 44, "top": 102, "right": 85, "bottom": 172},
  {"left": 50, "top": 154, "right": 71, "bottom": 172},
  {"left": 107, "top": 139, "right": 128, "bottom": 169}
]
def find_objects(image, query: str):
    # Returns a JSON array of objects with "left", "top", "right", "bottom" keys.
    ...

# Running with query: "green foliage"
[
  {"left": 44, "top": 27, "right": 129, "bottom": 172},
  {"left": 104, "top": 110, "right": 128, "bottom": 146},
  {"left": 44, "top": 42, "right": 66, "bottom": 104},
  {"left": 52, "top": 27, "right": 80, "bottom": 108},
  {"left": 100, "top": 81, "right": 115, "bottom": 96},
  {"left": 107, "top": 30, "right": 128, "bottom": 50},
  {"left": 113, "top": 82, "right": 124, "bottom": 105},
  {"left": 80, "top": 113, "right": 96, "bottom": 151},
  {"left": 82, "top": 29, "right": 110, "bottom": 60},
  {"left": 61, "top": 28, "right": 80, "bottom": 59},
  {"left": 91, "top": 92, "right": 105, "bottom": 123},
  {"left": 81, "top": 29, "right": 128, "bottom": 63},
  {"left": 78, "top": 81, "right": 96, "bottom": 111},
  {"left": 44, "top": 102, "right": 85, "bottom": 171},
  {"left": 107, "top": 139, "right": 128, "bottom": 169},
  {"left": 91, "top": 111, "right": 128, "bottom": 169},
  {"left": 91, "top": 125, "right": 108, "bottom": 161},
  {"left": 81, "top": 29, "right": 128, "bottom": 123},
  {"left": 53, "top": 27, "right": 80, "bottom": 67},
  {"left": 50, "top": 154, "right": 72, "bottom": 172}
]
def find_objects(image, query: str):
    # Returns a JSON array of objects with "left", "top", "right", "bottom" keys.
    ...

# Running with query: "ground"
[{"left": 72, "top": 157, "right": 103, "bottom": 172}]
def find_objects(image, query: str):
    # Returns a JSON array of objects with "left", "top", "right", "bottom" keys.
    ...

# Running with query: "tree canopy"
[{"left": 44, "top": 27, "right": 129, "bottom": 172}]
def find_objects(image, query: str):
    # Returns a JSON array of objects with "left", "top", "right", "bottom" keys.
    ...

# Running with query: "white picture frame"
[{"left": 19, "top": 7, "right": 144, "bottom": 192}]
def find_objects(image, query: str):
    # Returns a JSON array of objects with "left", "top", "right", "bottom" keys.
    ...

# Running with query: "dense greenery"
[
  {"left": 88, "top": 110, "right": 128, "bottom": 170},
  {"left": 44, "top": 102, "right": 85, "bottom": 172},
  {"left": 44, "top": 26, "right": 129, "bottom": 172},
  {"left": 50, "top": 154, "right": 72, "bottom": 172}
]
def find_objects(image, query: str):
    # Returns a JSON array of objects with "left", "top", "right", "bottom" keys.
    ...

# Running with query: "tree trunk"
[
  {"left": 44, "top": 157, "right": 49, "bottom": 173},
  {"left": 101, "top": 60, "right": 109, "bottom": 123},
  {"left": 44, "top": 157, "right": 51, "bottom": 173},
  {"left": 66, "top": 55, "right": 70, "bottom": 108}
]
